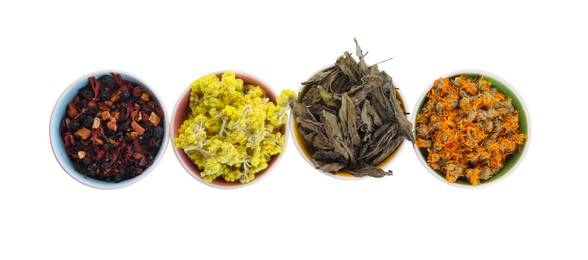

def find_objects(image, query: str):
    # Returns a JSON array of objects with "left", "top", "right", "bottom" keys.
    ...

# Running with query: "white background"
[{"left": 1, "top": 0, "right": 586, "bottom": 259}]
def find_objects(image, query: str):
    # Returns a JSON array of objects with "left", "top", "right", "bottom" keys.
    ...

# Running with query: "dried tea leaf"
[
  {"left": 307, "top": 104, "right": 336, "bottom": 118},
  {"left": 297, "top": 119, "right": 332, "bottom": 150},
  {"left": 359, "top": 123, "right": 398, "bottom": 164},
  {"left": 329, "top": 71, "right": 351, "bottom": 93},
  {"left": 381, "top": 72, "right": 415, "bottom": 143},
  {"left": 301, "top": 86, "right": 322, "bottom": 105},
  {"left": 354, "top": 38, "right": 370, "bottom": 76},
  {"left": 365, "top": 100, "right": 383, "bottom": 127},
  {"left": 336, "top": 52, "right": 361, "bottom": 85},
  {"left": 301, "top": 66, "right": 336, "bottom": 85},
  {"left": 348, "top": 77, "right": 381, "bottom": 104},
  {"left": 314, "top": 161, "right": 346, "bottom": 173},
  {"left": 320, "top": 110, "right": 352, "bottom": 161},
  {"left": 291, "top": 101, "right": 316, "bottom": 121},
  {"left": 370, "top": 135, "right": 403, "bottom": 166},
  {"left": 346, "top": 165, "right": 392, "bottom": 178},
  {"left": 313, "top": 150, "right": 347, "bottom": 165},
  {"left": 317, "top": 85, "right": 337, "bottom": 107},
  {"left": 339, "top": 93, "right": 360, "bottom": 148}
]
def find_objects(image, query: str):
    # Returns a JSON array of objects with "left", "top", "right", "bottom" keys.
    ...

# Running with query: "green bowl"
[{"left": 412, "top": 69, "right": 531, "bottom": 188}]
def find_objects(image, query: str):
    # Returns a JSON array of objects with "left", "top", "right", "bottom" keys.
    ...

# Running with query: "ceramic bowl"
[
  {"left": 50, "top": 69, "right": 169, "bottom": 189},
  {"left": 412, "top": 69, "right": 531, "bottom": 188},
  {"left": 288, "top": 66, "right": 409, "bottom": 180},
  {"left": 170, "top": 71, "right": 287, "bottom": 189}
]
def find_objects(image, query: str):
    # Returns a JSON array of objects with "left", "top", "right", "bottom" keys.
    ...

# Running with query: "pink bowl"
[{"left": 170, "top": 71, "right": 287, "bottom": 189}]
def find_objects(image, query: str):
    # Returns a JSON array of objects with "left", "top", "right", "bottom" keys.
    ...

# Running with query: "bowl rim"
[
  {"left": 50, "top": 69, "right": 169, "bottom": 189},
  {"left": 169, "top": 70, "right": 287, "bottom": 189},
  {"left": 288, "top": 65, "right": 410, "bottom": 180},
  {"left": 411, "top": 69, "right": 532, "bottom": 188}
]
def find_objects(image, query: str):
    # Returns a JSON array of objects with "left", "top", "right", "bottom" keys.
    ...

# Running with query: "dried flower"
[
  {"left": 174, "top": 71, "right": 295, "bottom": 184},
  {"left": 416, "top": 75, "right": 526, "bottom": 185}
]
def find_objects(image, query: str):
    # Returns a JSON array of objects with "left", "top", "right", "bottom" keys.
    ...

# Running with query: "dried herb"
[
  {"left": 291, "top": 39, "right": 414, "bottom": 178},
  {"left": 59, "top": 73, "right": 165, "bottom": 183},
  {"left": 174, "top": 71, "right": 295, "bottom": 184},
  {"left": 415, "top": 75, "right": 526, "bottom": 185}
]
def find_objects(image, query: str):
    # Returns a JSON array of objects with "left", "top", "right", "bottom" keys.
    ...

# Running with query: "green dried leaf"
[
  {"left": 346, "top": 165, "right": 392, "bottom": 178},
  {"left": 320, "top": 110, "right": 350, "bottom": 160},
  {"left": 354, "top": 38, "right": 370, "bottom": 76},
  {"left": 308, "top": 104, "right": 336, "bottom": 119},
  {"left": 339, "top": 93, "right": 360, "bottom": 148},
  {"left": 297, "top": 118, "right": 333, "bottom": 151},
  {"left": 329, "top": 71, "right": 351, "bottom": 93},
  {"left": 300, "top": 86, "right": 321, "bottom": 105},
  {"left": 381, "top": 71, "right": 415, "bottom": 143},
  {"left": 365, "top": 100, "right": 383, "bottom": 127},
  {"left": 291, "top": 101, "right": 316, "bottom": 121},
  {"left": 317, "top": 85, "right": 337, "bottom": 107},
  {"left": 370, "top": 135, "right": 403, "bottom": 166},
  {"left": 359, "top": 123, "right": 399, "bottom": 164},
  {"left": 314, "top": 161, "right": 346, "bottom": 174},
  {"left": 301, "top": 66, "right": 336, "bottom": 85},
  {"left": 336, "top": 52, "right": 361, "bottom": 85},
  {"left": 313, "top": 150, "right": 347, "bottom": 166},
  {"left": 359, "top": 100, "right": 377, "bottom": 139}
]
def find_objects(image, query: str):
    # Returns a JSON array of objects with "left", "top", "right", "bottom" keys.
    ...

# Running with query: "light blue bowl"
[{"left": 50, "top": 70, "right": 169, "bottom": 189}]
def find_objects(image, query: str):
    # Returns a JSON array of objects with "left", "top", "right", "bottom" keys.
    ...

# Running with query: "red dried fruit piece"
[
  {"left": 64, "top": 133, "right": 75, "bottom": 147},
  {"left": 133, "top": 86, "right": 143, "bottom": 97},
  {"left": 111, "top": 145, "right": 123, "bottom": 161},
  {"left": 74, "top": 127, "right": 91, "bottom": 140},
  {"left": 110, "top": 90, "right": 122, "bottom": 102},
  {"left": 97, "top": 150, "right": 106, "bottom": 160},
  {"left": 92, "top": 117, "right": 101, "bottom": 129},
  {"left": 89, "top": 76, "right": 101, "bottom": 101},
  {"left": 148, "top": 112, "right": 160, "bottom": 126},
  {"left": 111, "top": 111, "right": 120, "bottom": 120},
  {"left": 98, "top": 102, "right": 110, "bottom": 111},
  {"left": 133, "top": 152, "right": 144, "bottom": 160},
  {"left": 101, "top": 111, "right": 111, "bottom": 120},
  {"left": 67, "top": 102, "right": 79, "bottom": 118},
  {"left": 131, "top": 121, "right": 145, "bottom": 135},
  {"left": 141, "top": 92, "right": 150, "bottom": 101},
  {"left": 107, "top": 117, "right": 117, "bottom": 131}
]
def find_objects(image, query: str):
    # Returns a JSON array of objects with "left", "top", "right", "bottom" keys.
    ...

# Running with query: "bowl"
[
  {"left": 412, "top": 69, "right": 531, "bottom": 188},
  {"left": 289, "top": 66, "right": 410, "bottom": 180},
  {"left": 170, "top": 71, "right": 287, "bottom": 189},
  {"left": 50, "top": 70, "right": 169, "bottom": 189}
]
